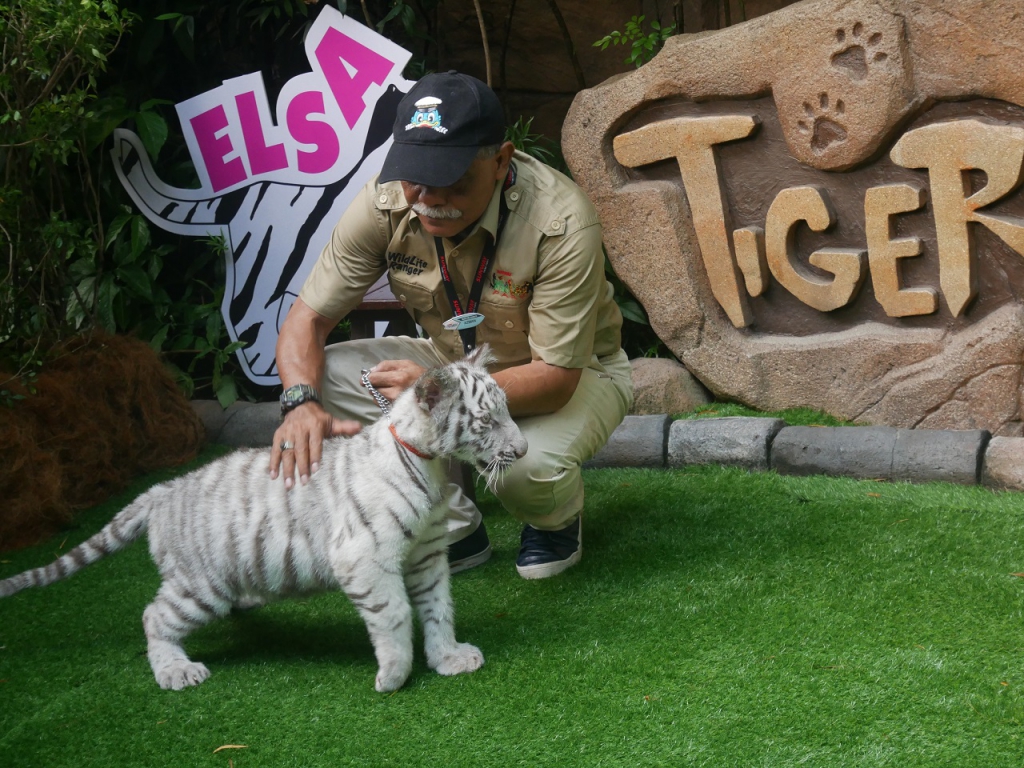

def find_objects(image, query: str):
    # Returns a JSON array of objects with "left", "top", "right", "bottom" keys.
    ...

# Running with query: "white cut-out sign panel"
[{"left": 113, "top": 8, "right": 413, "bottom": 385}]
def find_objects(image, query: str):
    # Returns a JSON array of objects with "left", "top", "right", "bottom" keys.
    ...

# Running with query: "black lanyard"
[{"left": 434, "top": 165, "right": 516, "bottom": 355}]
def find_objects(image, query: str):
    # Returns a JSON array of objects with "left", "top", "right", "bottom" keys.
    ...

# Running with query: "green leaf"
[
  {"left": 376, "top": 2, "right": 404, "bottom": 32},
  {"left": 67, "top": 276, "right": 96, "bottom": 329},
  {"left": 105, "top": 213, "right": 132, "bottom": 248},
  {"left": 130, "top": 217, "right": 150, "bottom": 262},
  {"left": 135, "top": 110, "right": 168, "bottom": 160},
  {"left": 69, "top": 257, "right": 97, "bottom": 282},
  {"left": 214, "top": 374, "right": 239, "bottom": 409},
  {"left": 150, "top": 324, "right": 170, "bottom": 352},
  {"left": 96, "top": 276, "right": 119, "bottom": 332},
  {"left": 147, "top": 252, "right": 164, "bottom": 281},
  {"left": 115, "top": 264, "right": 153, "bottom": 300},
  {"left": 206, "top": 310, "right": 222, "bottom": 347},
  {"left": 617, "top": 299, "right": 649, "bottom": 325}
]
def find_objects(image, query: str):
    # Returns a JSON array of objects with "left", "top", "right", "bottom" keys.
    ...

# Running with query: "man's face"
[{"left": 401, "top": 142, "right": 514, "bottom": 239}]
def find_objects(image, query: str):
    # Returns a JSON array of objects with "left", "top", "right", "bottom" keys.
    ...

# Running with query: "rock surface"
[
  {"left": 563, "top": 0, "right": 1024, "bottom": 436},
  {"left": 982, "top": 436, "right": 1024, "bottom": 490},
  {"left": 629, "top": 357, "right": 712, "bottom": 415}
]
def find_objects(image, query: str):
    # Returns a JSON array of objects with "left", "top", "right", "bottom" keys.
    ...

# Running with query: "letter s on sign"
[{"left": 287, "top": 91, "right": 341, "bottom": 175}]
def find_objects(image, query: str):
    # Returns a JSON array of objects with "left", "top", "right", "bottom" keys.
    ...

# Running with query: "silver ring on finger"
[{"left": 280, "top": 440, "right": 294, "bottom": 451}]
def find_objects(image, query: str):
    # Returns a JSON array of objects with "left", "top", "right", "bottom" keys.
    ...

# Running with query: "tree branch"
[
  {"left": 545, "top": 0, "right": 585, "bottom": 90},
  {"left": 471, "top": 0, "right": 492, "bottom": 86}
]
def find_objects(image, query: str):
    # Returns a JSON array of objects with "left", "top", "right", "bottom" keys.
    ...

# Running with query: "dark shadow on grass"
[{"left": 184, "top": 596, "right": 376, "bottom": 669}]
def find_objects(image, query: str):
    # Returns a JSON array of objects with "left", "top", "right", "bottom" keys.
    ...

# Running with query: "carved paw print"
[
  {"left": 831, "top": 22, "right": 887, "bottom": 81},
  {"left": 797, "top": 93, "right": 848, "bottom": 153}
]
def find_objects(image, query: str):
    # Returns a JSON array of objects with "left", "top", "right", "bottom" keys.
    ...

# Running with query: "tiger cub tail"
[{"left": 0, "top": 489, "right": 156, "bottom": 598}]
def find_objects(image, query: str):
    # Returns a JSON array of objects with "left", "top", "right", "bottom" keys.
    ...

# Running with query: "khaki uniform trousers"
[{"left": 320, "top": 336, "right": 633, "bottom": 545}]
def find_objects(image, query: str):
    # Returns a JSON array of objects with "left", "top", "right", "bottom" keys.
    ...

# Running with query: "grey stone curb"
[
  {"left": 193, "top": 402, "right": 1023, "bottom": 491},
  {"left": 195, "top": 400, "right": 280, "bottom": 448}
]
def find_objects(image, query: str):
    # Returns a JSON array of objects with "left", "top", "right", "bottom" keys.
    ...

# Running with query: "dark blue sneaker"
[
  {"left": 447, "top": 521, "right": 492, "bottom": 574},
  {"left": 516, "top": 517, "right": 582, "bottom": 580}
]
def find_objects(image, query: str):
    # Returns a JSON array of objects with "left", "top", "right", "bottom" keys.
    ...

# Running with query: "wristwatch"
[{"left": 280, "top": 383, "right": 321, "bottom": 415}]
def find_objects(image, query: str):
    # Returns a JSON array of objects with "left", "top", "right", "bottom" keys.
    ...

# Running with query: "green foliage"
[
  {"left": 593, "top": 14, "right": 676, "bottom": 68},
  {"left": 0, "top": 0, "right": 305, "bottom": 408},
  {"left": 0, "top": 0, "right": 133, "bottom": 385},
  {"left": 62, "top": 212, "right": 244, "bottom": 405},
  {"left": 678, "top": 402, "right": 856, "bottom": 426},
  {"left": 504, "top": 116, "right": 565, "bottom": 172}
]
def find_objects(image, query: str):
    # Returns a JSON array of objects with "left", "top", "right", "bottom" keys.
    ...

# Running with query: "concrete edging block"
[
  {"left": 771, "top": 426, "right": 898, "bottom": 480},
  {"left": 191, "top": 397, "right": 1010, "bottom": 489},
  {"left": 893, "top": 428, "right": 989, "bottom": 485},
  {"left": 668, "top": 417, "right": 784, "bottom": 471},
  {"left": 585, "top": 414, "right": 670, "bottom": 469},
  {"left": 217, "top": 402, "right": 279, "bottom": 447}
]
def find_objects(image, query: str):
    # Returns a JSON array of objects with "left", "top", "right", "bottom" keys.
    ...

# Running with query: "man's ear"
[{"left": 495, "top": 141, "right": 515, "bottom": 180}]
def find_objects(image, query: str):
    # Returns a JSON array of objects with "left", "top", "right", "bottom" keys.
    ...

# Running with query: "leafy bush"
[
  {"left": 593, "top": 15, "right": 676, "bottom": 68},
  {"left": 0, "top": 0, "right": 132, "bottom": 386},
  {"left": 0, "top": 0, "right": 315, "bottom": 407}
]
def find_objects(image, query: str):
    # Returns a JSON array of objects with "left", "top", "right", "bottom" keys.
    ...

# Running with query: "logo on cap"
[{"left": 405, "top": 96, "right": 448, "bottom": 134}]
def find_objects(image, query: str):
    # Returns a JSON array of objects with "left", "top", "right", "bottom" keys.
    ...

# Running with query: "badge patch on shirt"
[
  {"left": 405, "top": 97, "right": 448, "bottom": 134},
  {"left": 490, "top": 270, "right": 531, "bottom": 299},
  {"left": 388, "top": 251, "right": 427, "bottom": 276}
]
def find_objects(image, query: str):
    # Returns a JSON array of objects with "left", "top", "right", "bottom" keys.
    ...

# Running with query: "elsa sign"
[{"left": 113, "top": 8, "right": 413, "bottom": 385}]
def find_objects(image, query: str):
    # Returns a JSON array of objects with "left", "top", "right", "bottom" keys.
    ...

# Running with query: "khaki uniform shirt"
[{"left": 300, "top": 151, "right": 623, "bottom": 370}]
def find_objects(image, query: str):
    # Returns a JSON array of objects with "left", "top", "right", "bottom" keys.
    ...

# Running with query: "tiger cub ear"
[
  {"left": 414, "top": 369, "right": 453, "bottom": 411},
  {"left": 464, "top": 343, "right": 495, "bottom": 369}
]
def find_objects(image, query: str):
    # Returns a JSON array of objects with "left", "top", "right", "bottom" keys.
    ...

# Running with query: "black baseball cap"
[{"left": 379, "top": 71, "right": 506, "bottom": 188}]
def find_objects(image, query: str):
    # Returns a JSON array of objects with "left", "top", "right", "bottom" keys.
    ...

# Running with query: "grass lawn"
[{"left": 3, "top": 446, "right": 1024, "bottom": 766}]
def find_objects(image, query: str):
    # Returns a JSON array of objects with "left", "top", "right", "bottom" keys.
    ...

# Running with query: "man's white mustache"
[{"left": 413, "top": 201, "right": 463, "bottom": 220}]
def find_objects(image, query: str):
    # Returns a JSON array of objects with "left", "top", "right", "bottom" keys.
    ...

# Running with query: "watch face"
[
  {"left": 280, "top": 385, "right": 307, "bottom": 409},
  {"left": 281, "top": 385, "right": 316, "bottom": 409}
]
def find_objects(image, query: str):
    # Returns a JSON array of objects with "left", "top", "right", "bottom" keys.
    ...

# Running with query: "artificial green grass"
[
  {"left": 676, "top": 402, "right": 856, "bottom": 426},
  {"left": 3, "top": 451, "right": 1024, "bottom": 766}
]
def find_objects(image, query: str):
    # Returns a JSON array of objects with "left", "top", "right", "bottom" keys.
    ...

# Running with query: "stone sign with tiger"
[{"left": 563, "top": 0, "right": 1024, "bottom": 436}]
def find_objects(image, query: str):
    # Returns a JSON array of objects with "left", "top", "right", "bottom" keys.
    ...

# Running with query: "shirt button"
[
  {"left": 550, "top": 220, "right": 562, "bottom": 232},
  {"left": 398, "top": 294, "right": 406, "bottom": 302},
  {"left": 509, "top": 191, "right": 520, "bottom": 202},
  {"left": 450, "top": 249, "right": 459, "bottom": 257},
  {"left": 504, "top": 320, "right": 514, "bottom": 328},
  {"left": 378, "top": 194, "right": 388, "bottom": 204}
]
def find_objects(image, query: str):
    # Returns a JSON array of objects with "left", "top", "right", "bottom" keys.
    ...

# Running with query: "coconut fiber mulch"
[{"left": 0, "top": 334, "right": 206, "bottom": 551}]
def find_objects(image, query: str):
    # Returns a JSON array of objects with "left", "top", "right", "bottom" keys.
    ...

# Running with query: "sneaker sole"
[
  {"left": 449, "top": 543, "right": 492, "bottom": 575},
  {"left": 515, "top": 546, "right": 582, "bottom": 580}
]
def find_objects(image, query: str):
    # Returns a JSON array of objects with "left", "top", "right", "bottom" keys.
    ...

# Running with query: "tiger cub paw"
[
  {"left": 374, "top": 660, "right": 412, "bottom": 693},
  {"left": 156, "top": 660, "right": 211, "bottom": 690},
  {"left": 432, "top": 643, "right": 484, "bottom": 676}
]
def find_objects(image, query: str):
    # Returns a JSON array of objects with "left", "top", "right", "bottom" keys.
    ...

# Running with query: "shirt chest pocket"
[
  {"left": 477, "top": 298, "right": 531, "bottom": 355},
  {"left": 387, "top": 276, "right": 438, "bottom": 335}
]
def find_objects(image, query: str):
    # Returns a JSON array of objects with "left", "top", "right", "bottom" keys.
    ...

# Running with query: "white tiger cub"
[{"left": 0, "top": 344, "right": 526, "bottom": 692}]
